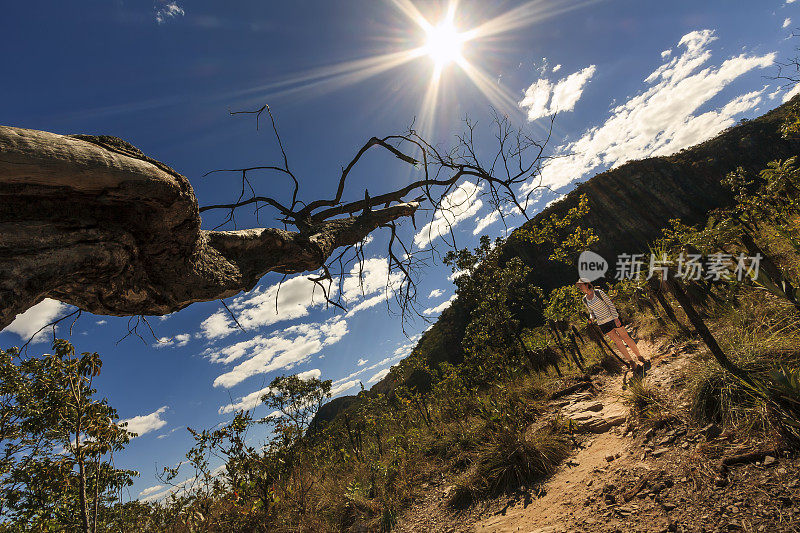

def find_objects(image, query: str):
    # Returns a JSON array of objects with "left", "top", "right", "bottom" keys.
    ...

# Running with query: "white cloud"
[
  {"left": 121, "top": 406, "right": 168, "bottom": 437},
  {"left": 155, "top": 1, "right": 184, "bottom": 24},
  {"left": 341, "top": 258, "right": 404, "bottom": 317},
  {"left": 327, "top": 335, "right": 419, "bottom": 395},
  {"left": 661, "top": 49, "right": 672, "bottom": 59},
  {"left": 200, "top": 312, "right": 237, "bottom": 340},
  {"left": 202, "top": 258, "right": 405, "bottom": 390},
  {"left": 367, "top": 368, "right": 391, "bottom": 384},
  {"left": 218, "top": 387, "right": 269, "bottom": 415},
  {"left": 428, "top": 289, "right": 444, "bottom": 299},
  {"left": 357, "top": 358, "right": 368, "bottom": 366},
  {"left": 210, "top": 319, "right": 347, "bottom": 388},
  {"left": 552, "top": 64, "right": 562, "bottom": 73},
  {"left": 218, "top": 368, "right": 321, "bottom": 414},
  {"left": 154, "top": 333, "right": 191, "bottom": 348},
  {"left": 392, "top": 334, "right": 420, "bottom": 358},
  {"left": 342, "top": 258, "right": 396, "bottom": 301},
  {"left": 343, "top": 294, "right": 383, "bottom": 317},
  {"left": 138, "top": 485, "right": 164, "bottom": 498},
  {"left": 784, "top": 83, "right": 800, "bottom": 102},
  {"left": 202, "top": 257, "right": 400, "bottom": 340},
  {"left": 784, "top": 17, "right": 793, "bottom": 28},
  {"left": 330, "top": 379, "right": 360, "bottom": 397},
  {"left": 140, "top": 477, "right": 194, "bottom": 503},
  {"left": 2, "top": 299, "right": 70, "bottom": 344},
  {"left": 96, "top": 320, "right": 107, "bottom": 325},
  {"left": 523, "top": 29, "right": 775, "bottom": 191},
  {"left": 473, "top": 210, "right": 501, "bottom": 235},
  {"left": 414, "top": 181, "right": 484, "bottom": 248},
  {"left": 519, "top": 65, "right": 597, "bottom": 121},
  {"left": 156, "top": 427, "right": 180, "bottom": 440},
  {"left": 423, "top": 294, "right": 457, "bottom": 315},
  {"left": 201, "top": 275, "right": 335, "bottom": 340},
  {"left": 447, "top": 270, "right": 466, "bottom": 282}
]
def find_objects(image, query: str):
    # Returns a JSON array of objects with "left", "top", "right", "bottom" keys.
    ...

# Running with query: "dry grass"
[
  {"left": 687, "top": 288, "right": 800, "bottom": 436},
  {"left": 448, "top": 419, "right": 570, "bottom": 507},
  {"left": 624, "top": 378, "right": 678, "bottom": 429}
]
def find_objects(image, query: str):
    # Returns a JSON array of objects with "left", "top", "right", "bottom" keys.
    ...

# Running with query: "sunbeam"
[
  {"left": 228, "top": 47, "right": 426, "bottom": 104},
  {"left": 465, "top": 0, "right": 600, "bottom": 41},
  {"left": 457, "top": 57, "right": 522, "bottom": 120},
  {"left": 389, "top": 0, "right": 434, "bottom": 32},
  {"left": 227, "top": 0, "right": 596, "bottom": 135},
  {"left": 418, "top": 65, "right": 443, "bottom": 137}
]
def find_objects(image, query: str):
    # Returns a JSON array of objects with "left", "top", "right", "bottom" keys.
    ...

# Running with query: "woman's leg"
[
  {"left": 606, "top": 330, "right": 639, "bottom": 368},
  {"left": 614, "top": 327, "right": 649, "bottom": 363}
]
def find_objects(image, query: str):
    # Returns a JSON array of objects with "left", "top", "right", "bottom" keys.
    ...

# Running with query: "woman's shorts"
[{"left": 598, "top": 320, "right": 618, "bottom": 335}]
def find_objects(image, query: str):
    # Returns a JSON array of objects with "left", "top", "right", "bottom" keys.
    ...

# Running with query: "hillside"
[
  {"left": 363, "top": 96, "right": 800, "bottom": 399},
  {"left": 50, "top": 93, "right": 800, "bottom": 533}
]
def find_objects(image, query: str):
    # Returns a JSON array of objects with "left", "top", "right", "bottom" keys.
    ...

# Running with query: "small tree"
[
  {"left": 445, "top": 238, "right": 544, "bottom": 383},
  {"left": 162, "top": 373, "right": 333, "bottom": 529},
  {"left": 0, "top": 340, "right": 136, "bottom": 532},
  {"left": 262, "top": 375, "right": 332, "bottom": 445},
  {"left": 515, "top": 193, "right": 599, "bottom": 265}
]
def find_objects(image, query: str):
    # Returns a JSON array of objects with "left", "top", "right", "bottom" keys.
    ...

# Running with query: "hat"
[{"left": 576, "top": 277, "right": 592, "bottom": 285}]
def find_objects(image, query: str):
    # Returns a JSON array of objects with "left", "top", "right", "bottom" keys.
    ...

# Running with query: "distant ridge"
[{"left": 315, "top": 96, "right": 800, "bottom": 427}]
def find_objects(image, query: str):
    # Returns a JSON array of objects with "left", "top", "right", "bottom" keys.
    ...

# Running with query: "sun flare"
[
  {"left": 243, "top": 1, "right": 593, "bottom": 135},
  {"left": 424, "top": 21, "right": 464, "bottom": 67}
]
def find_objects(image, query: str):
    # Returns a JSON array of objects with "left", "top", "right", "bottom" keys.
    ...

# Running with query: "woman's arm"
[{"left": 583, "top": 296, "right": 596, "bottom": 321}]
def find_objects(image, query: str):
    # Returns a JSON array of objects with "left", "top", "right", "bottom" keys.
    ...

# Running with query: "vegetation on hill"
[{"left": 2, "top": 102, "right": 800, "bottom": 532}]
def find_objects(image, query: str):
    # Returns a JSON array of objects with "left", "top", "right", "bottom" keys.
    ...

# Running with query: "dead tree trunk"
[
  {"left": 0, "top": 126, "right": 421, "bottom": 329},
  {"left": 567, "top": 329, "right": 586, "bottom": 366},
  {"left": 550, "top": 323, "right": 584, "bottom": 372},
  {"left": 647, "top": 277, "right": 690, "bottom": 334},
  {"left": 662, "top": 272, "right": 755, "bottom": 386}
]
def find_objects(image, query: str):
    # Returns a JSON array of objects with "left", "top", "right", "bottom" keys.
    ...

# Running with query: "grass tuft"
[
  {"left": 448, "top": 419, "right": 570, "bottom": 507},
  {"left": 687, "top": 289, "right": 800, "bottom": 436},
  {"left": 624, "top": 378, "right": 677, "bottom": 429}
]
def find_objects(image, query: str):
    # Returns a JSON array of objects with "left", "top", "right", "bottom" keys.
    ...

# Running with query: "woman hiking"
[{"left": 576, "top": 278, "right": 651, "bottom": 375}]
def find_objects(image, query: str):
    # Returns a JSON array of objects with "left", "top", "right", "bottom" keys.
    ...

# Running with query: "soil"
[{"left": 394, "top": 337, "right": 800, "bottom": 533}]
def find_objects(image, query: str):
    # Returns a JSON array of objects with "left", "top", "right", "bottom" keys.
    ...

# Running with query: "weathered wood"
[
  {"left": 0, "top": 126, "right": 421, "bottom": 328},
  {"left": 549, "top": 379, "right": 593, "bottom": 401},
  {"left": 720, "top": 449, "right": 778, "bottom": 468}
]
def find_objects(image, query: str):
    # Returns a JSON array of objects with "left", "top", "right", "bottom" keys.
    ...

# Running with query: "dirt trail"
[
  {"left": 462, "top": 336, "right": 688, "bottom": 533},
  {"left": 395, "top": 337, "right": 691, "bottom": 533},
  {"left": 474, "top": 339, "right": 686, "bottom": 533},
  {"left": 397, "top": 333, "right": 800, "bottom": 532}
]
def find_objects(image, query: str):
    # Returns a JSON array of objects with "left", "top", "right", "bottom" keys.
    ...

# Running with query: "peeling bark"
[{"left": 0, "top": 126, "right": 420, "bottom": 329}]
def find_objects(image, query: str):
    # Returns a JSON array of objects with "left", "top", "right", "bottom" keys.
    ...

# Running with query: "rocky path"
[
  {"left": 475, "top": 339, "right": 683, "bottom": 533},
  {"left": 395, "top": 338, "right": 681, "bottom": 533},
  {"left": 396, "top": 336, "right": 800, "bottom": 532}
]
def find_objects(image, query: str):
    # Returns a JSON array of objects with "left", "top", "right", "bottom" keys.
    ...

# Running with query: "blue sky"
[{"left": 2, "top": 0, "right": 798, "bottom": 501}]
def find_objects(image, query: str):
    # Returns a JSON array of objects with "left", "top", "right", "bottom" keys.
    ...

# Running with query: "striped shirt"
[{"left": 582, "top": 288, "right": 619, "bottom": 324}]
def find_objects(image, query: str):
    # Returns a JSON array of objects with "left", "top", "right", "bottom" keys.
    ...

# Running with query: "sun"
[
  {"left": 245, "top": 0, "right": 592, "bottom": 135},
  {"left": 423, "top": 21, "right": 464, "bottom": 67}
]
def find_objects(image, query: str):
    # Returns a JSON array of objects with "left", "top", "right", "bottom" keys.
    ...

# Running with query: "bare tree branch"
[{"left": 0, "top": 105, "right": 551, "bottom": 329}]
